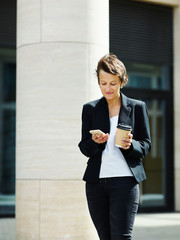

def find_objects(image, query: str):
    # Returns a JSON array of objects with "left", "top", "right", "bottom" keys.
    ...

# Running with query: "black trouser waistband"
[{"left": 98, "top": 176, "right": 134, "bottom": 184}]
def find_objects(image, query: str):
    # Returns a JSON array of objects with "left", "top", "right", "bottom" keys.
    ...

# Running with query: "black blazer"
[{"left": 78, "top": 93, "right": 151, "bottom": 183}]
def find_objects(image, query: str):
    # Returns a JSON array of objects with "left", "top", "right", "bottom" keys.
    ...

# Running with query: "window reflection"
[
  {"left": 142, "top": 99, "right": 166, "bottom": 207},
  {"left": 124, "top": 61, "right": 170, "bottom": 208},
  {"left": 124, "top": 61, "right": 171, "bottom": 208},
  {"left": 125, "top": 62, "right": 170, "bottom": 90},
  {"left": 3, "top": 63, "right": 16, "bottom": 102},
  {"left": 0, "top": 50, "right": 16, "bottom": 209}
]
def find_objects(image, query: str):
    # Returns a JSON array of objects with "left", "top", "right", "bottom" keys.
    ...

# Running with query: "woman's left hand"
[{"left": 121, "top": 133, "right": 133, "bottom": 150}]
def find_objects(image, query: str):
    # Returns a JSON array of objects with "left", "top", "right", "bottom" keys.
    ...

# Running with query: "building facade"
[
  {"left": 0, "top": 0, "right": 180, "bottom": 239},
  {"left": 0, "top": 0, "right": 16, "bottom": 216}
]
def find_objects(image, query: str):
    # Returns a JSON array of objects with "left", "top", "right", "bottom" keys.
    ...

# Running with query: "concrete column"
[
  {"left": 16, "top": 0, "right": 109, "bottom": 239},
  {"left": 174, "top": 2, "right": 180, "bottom": 211}
]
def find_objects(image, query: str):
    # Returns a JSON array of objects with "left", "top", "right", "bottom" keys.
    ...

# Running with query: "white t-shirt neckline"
[{"left": 99, "top": 115, "right": 133, "bottom": 178}]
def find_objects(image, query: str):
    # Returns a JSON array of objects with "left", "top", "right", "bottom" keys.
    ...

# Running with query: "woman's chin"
[{"left": 104, "top": 94, "right": 115, "bottom": 100}]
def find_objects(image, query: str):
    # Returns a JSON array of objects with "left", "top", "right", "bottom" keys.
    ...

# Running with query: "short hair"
[{"left": 96, "top": 53, "right": 128, "bottom": 87}]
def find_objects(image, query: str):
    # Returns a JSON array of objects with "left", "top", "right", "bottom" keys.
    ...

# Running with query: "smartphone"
[{"left": 89, "top": 129, "right": 105, "bottom": 135}]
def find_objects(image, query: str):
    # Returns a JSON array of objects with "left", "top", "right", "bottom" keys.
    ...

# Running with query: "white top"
[{"left": 99, "top": 115, "right": 133, "bottom": 178}]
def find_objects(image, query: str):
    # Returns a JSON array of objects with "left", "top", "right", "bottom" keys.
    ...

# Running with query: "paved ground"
[
  {"left": 133, "top": 212, "right": 180, "bottom": 240},
  {"left": 0, "top": 218, "right": 15, "bottom": 240},
  {"left": 0, "top": 212, "right": 179, "bottom": 240}
]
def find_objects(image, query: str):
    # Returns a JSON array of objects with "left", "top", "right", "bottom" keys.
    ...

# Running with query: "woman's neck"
[
  {"left": 107, "top": 95, "right": 121, "bottom": 118},
  {"left": 106, "top": 95, "right": 121, "bottom": 109}
]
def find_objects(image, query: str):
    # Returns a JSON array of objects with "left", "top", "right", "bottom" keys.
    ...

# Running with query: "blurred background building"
[
  {"left": 0, "top": 0, "right": 180, "bottom": 239},
  {"left": 0, "top": 0, "right": 16, "bottom": 216}
]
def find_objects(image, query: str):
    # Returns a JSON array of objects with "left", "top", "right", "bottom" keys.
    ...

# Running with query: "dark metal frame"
[
  {"left": 0, "top": 206, "right": 15, "bottom": 218},
  {"left": 122, "top": 87, "right": 174, "bottom": 212}
]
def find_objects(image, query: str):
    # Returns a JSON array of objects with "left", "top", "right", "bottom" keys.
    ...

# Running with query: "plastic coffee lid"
[{"left": 117, "top": 123, "right": 132, "bottom": 131}]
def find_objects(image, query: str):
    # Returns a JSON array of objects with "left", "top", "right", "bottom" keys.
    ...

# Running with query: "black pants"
[{"left": 86, "top": 177, "right": 139, "bottom": 240}]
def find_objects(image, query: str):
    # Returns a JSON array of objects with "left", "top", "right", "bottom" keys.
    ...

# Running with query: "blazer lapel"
[
  {"left": 93, "top": 94, "right": 132, "bottom": 133},
  {"left": 118, "top": 93, "right": 132, "bottom": 126},
  {"left": 93, "top": 97, "right": 110, "bottom": 134}
]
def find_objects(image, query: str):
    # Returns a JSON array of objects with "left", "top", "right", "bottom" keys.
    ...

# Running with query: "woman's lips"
[{"left": 105, "top": 92, "right": 113, "bottom": 95}]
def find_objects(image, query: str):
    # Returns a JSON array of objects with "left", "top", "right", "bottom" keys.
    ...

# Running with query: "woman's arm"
[
  {"left": 122, "top": 102, "right": 151, "bottom": 160},
  {"left": 78, "top": 104, "right": 106, "bottom": 158}
]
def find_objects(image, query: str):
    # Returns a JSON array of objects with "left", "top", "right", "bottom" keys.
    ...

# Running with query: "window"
[
  {"left": 0, "top": 48, "right": 16, "bottom": 216},
  {"left": 110, "top": 0, "right": 173, "bottom": 211},
  {"left": 126, "top": 62, "right": 170, "bottom": 90},
  {"left": 122, "top": 63, "right": 173, "bottom": 211}
]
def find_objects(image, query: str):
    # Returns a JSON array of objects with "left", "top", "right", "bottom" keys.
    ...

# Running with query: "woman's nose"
[{"left": 106, "top": 84, "right": 111, "bottom": 90}]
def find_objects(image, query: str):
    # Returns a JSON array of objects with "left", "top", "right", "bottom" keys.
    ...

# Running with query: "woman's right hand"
[{"left": 92, "top": 133, "right": 109, "bottom": 144}]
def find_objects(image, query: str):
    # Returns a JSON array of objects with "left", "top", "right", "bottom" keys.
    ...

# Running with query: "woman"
[{"left": 78, "top": 54, "right": 151, "bottom": 240}]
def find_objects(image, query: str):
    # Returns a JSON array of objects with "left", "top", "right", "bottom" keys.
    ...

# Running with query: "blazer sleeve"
[
  {"left": 78, "top": 104, "right": 105, "bottom": 158},
  {"left": 122, "top": 102, "right": 151, "bottom": 160}
]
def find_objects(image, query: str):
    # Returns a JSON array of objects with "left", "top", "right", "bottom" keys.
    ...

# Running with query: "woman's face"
[{"left": 99, "top": 69, "right": 121, "bottom": 101}]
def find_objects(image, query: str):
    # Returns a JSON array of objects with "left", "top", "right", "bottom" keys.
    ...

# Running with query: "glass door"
[
  {"left": 142, "top": 99, "right": 167, "bottom": 208},
  {"left": 0, "top": 49, "right": 16, "bottom": 216},
  {"left": 122, "top": 62, "right": 174, "bottom": 211}
]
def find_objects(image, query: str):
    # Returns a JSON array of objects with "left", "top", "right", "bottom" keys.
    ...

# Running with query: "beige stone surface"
[
  {"left": 175, "top": 150, "right": 180, "bottom": 169},
  {"left": 87, "top": 44, "right": 108, "bottom": 101},
  {"left": 174, "top": 3, "right": 180, "bottom": 211},
  {"left": 174, "top": 108, "right": 180, "bottom": 171},
  {"left": 174, "top": 110, "right": 180, "bottom": 158},
  {"left": 41, "top": 0, "right": 109, "bottom": 46},
  {"left": 175, "top": 169, "right": 180, "bottom": 210},
  {"left": 15, "top": 180, "right": 98, "bottom": 240},
  {"left": 16, "top": 43, "right": 88, "bottom": 180},
  {"left": 17, "top": 0, "right": 41, "bottom": 47},
  {"left": 174, "top": 8, "right": 180, "bottom": 113},
  {"left": 16, "top": 180, "right": 40, "bottom": 240},
  {"left": 16, "top": 0, "right": 109, "bottom": 238},
  {"left": 40, "top": 180, "right": 97, "bottom": 240},
  {"left": 16, "top": 42, "right": 108, "bottom": 180}
]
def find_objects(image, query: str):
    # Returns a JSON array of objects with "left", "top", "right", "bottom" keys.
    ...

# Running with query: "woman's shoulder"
[
  {"left": 125, "top": 94, "right": 146, "bottom": 108},
  {"left": 129, "top": 98, "right": 145, "bottom": 106},
  {"left": 125, "top": 96, "right": 148, "bottom": 117},
  {"left": 83, "top": 97, "right": 105, "bottom": 109}
]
